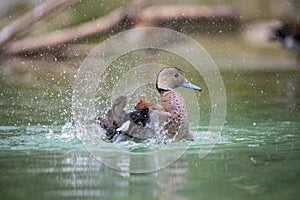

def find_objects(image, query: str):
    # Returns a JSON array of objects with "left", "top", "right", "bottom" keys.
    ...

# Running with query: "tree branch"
[
  {"left": 4, "top": 0, "right": 151, "bottom": 56},
  {"left": 2, "top": 3, "right": 239, "bottom": 57},
  {"left": 0, "top": 0, "right": 81, "bottom": 48}
]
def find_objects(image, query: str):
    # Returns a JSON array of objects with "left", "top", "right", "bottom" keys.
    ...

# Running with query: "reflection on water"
[
  {"left": 1, "top": 58, "right": 300, "bottom": 199},
  {"left": 0, "top": 119, "right": 299, "bottom": 199}
]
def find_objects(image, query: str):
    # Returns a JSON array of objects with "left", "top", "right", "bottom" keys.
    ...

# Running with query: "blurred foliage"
[
  {"left": 1, "top": 0, "right": 297, "bottom": 26},
  {"left": 159, "top": 0, "right": 296, "bottom": 21},
  {"left": 69, "top": 0, "right": 129, "bottom": 26},
  {"left": 0, "top": 0, "right": 298, "bottom": 41}
]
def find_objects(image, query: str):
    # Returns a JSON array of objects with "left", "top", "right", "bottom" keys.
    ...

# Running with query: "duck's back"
[{"left": 160, "top": 90, "right": 189, "bottom": 140}]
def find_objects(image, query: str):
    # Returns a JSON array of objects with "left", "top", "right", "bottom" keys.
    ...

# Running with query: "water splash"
[{"left": 0, "top": 123, "right": 82, "bottom": 153}]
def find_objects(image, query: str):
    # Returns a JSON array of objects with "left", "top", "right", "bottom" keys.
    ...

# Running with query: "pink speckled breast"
[{"left": 160, "top": 90, "right": 189, "bottom": 140}]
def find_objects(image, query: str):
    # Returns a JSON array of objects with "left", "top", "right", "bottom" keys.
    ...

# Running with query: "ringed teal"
[{"left": 96, "top": 67, "right": 202, "bottom": 142}]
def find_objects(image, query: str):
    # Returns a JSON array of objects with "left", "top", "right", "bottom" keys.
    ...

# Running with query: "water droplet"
[{"left": 250, "top": 157, "right": 257, "bottom": 164}]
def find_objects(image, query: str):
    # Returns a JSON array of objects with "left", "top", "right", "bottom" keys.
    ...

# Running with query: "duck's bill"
[{"left": 182, "top": 80, "right": 202, "bottom": 91}]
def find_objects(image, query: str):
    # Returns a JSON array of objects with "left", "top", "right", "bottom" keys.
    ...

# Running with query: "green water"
[{"left": 0, "top": 61, "right": 300, "bottom": 199}]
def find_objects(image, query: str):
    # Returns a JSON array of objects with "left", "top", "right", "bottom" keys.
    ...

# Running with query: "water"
[{"left": 0, "top": 60, "right": 300, "bottom": 199}]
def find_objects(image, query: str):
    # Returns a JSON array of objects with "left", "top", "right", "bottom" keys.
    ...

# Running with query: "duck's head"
[{"left": 156, "top": 67, "right": 202, "bottom": 93}]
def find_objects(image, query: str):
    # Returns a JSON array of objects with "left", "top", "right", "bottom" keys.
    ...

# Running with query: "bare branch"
[
  {"left": 136, "top": 5, "right": 239, "bottom": 31},
  {"left": 5, "top": 8, "right": 125, "bottom": 55},
  {"left": 0, "top": 0, "right": 81, "bottom": 47},
  {"left": 4, "top": 0, "right": 151, "bottom": 56},
  {"left": 3, "top": 3, "right": 239, "bottom": 57}
]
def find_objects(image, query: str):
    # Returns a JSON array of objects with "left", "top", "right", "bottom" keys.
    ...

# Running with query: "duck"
[
  {"left": 96, "top": 67, "right": 202, "bottom": 143},
  {"left": 271, "top": 21, "right": 300, "bottom": 53}
]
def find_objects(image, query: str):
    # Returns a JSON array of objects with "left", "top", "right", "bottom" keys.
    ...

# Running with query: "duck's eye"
[{"left": 174, "top": 73, "right": 179, "bottom": 77}]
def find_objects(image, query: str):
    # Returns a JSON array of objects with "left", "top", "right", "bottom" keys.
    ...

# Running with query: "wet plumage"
[{"left": 96, "top": 67, "right": 202, "bottom": 142}]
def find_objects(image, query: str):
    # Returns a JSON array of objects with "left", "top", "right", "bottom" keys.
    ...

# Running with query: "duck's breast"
[{"left": 160, "top": 90, "right": 189, "bottom": 140}]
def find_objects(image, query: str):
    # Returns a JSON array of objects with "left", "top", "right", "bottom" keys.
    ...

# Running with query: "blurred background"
[{"left": 1, "top": 0, "right": 299, "bottom": 124}]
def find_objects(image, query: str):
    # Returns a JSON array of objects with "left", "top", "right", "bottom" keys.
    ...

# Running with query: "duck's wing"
[
  {"left": 95, "top": 109, "right": 118, "bottom": 140},
  {"left": 97, "top": 96, "right": 162, "bottom": 142},
  {"left": 112, "top": 95, "right": 128, "bottom": 124},
  {"left": 99, "top": 96, "right": 151, "bottom": 141},
  {"left": 94, "top": 96, "right": 128, "bottom": 140},
  {"left": 135, "top": 96, "right": 154, "bottom": 110},
  {"left": 116, "top": 108, "right": 152, "bottom": 139},
  {"left": 129, "top": 108, "right": 150, "bottom": 126}
]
